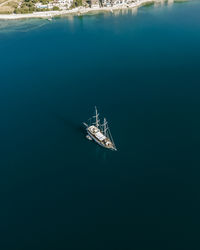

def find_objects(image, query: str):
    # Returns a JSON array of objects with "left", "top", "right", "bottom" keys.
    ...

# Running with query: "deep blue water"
[{"left": 0, "top": 1, "right": 200, "bottom": 249}]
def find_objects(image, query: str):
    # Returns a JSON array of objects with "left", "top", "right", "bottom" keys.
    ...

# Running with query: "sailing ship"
[{"left": 83, "top": 107, "right": 117, "bottom": 151}]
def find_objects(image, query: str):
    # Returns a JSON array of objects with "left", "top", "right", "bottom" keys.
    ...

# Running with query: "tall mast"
[
  {"left": 94, "top": 106, "right": 100, "bottom": 128},
  {"left": 103, "top": 118, "right": 108, "bottom": 136}
]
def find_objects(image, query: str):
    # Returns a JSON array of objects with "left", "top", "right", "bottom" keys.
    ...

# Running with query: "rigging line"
[{"left": 108, "top": 128, "right": 116, "bottom": 149}]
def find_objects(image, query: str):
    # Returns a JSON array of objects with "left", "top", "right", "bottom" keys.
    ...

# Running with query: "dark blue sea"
[{"left": 0, "top": 1, "right": 200, "bottom": 249}]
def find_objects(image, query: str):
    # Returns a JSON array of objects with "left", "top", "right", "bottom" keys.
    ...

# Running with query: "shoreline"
[{"left": 0, "top": 0, "right": 160, "bottom": 20}]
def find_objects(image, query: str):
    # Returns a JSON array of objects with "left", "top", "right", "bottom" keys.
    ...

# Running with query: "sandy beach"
[{"left": 0, "top": 0, "right": 160, "bottom": 20}]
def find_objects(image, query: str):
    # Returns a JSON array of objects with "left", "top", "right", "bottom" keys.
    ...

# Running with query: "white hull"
[
  {"left": 87, "top": 129, "right": 116, "bottom": 151},
  {"left": 87, "top": 130, "right": 108, "bottom": 149}
]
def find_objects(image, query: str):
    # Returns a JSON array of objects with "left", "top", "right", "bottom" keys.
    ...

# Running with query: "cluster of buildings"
[
  {"left": 92, "top": 0, "right": 175, "bottom": 8},
  {"left": 90, "top": 0, "right": 139, "bottom": 8},
  {"left": 35, "top": 0, "right": 73, "bottom": 10},
  {"left": 35, "top": 0, "right": 141, "bottom": 10}
]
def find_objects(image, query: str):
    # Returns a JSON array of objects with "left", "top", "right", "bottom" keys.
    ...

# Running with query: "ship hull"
[
  {"left": 84, "top": 107, "right": 117, "bottom": 151},
  {"left": 87, "top": 129, "right": 116, "bottom": 151}
]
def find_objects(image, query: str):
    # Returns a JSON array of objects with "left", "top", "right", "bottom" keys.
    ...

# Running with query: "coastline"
[{"left": 0, "top": 0, "right": 159, "bottom": 20}]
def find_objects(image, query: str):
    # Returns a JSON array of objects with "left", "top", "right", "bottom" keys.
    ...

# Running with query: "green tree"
[
  {"left": 53, "top": 6, "right": 59, "bottom": 10},
  {"left": 72, "top": 0, "right": 82, "bottom": 7}
]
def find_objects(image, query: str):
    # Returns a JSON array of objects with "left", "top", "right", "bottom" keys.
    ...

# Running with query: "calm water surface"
[{"left": 0, "top": 1, "right": 200, "bottom": 249}]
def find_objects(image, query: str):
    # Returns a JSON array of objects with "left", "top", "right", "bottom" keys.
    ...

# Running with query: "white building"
[{"left": 35, "top": 0, "right": 73, "bottom": 10}]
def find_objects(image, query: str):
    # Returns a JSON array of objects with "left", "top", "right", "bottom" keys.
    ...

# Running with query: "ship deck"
[{"left": 87, "top": 125, "right": 116, "bottom": 150}]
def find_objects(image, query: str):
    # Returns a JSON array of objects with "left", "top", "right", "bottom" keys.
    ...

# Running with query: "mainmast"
[
  {"left": 103, "top": 118, "right": 108, "bottom": 136},
  {"left": 94, "top": 106, "right": 100, "bottom": 128},
  {"left": 103, "top": 117, "right": 117, "bottom": 150}
]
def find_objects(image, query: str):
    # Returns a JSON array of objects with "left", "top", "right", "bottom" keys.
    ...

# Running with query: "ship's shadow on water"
[{"left": 53, "top": 113, "right": 85, "bottom": 136}]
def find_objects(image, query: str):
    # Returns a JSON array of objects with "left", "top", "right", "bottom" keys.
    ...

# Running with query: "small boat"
[
  {"left": 83, "top": 107, "right": 117, "bottom": 151},
  {"left": 86, "top": 135, "right": 92, "bottom": 140}
]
